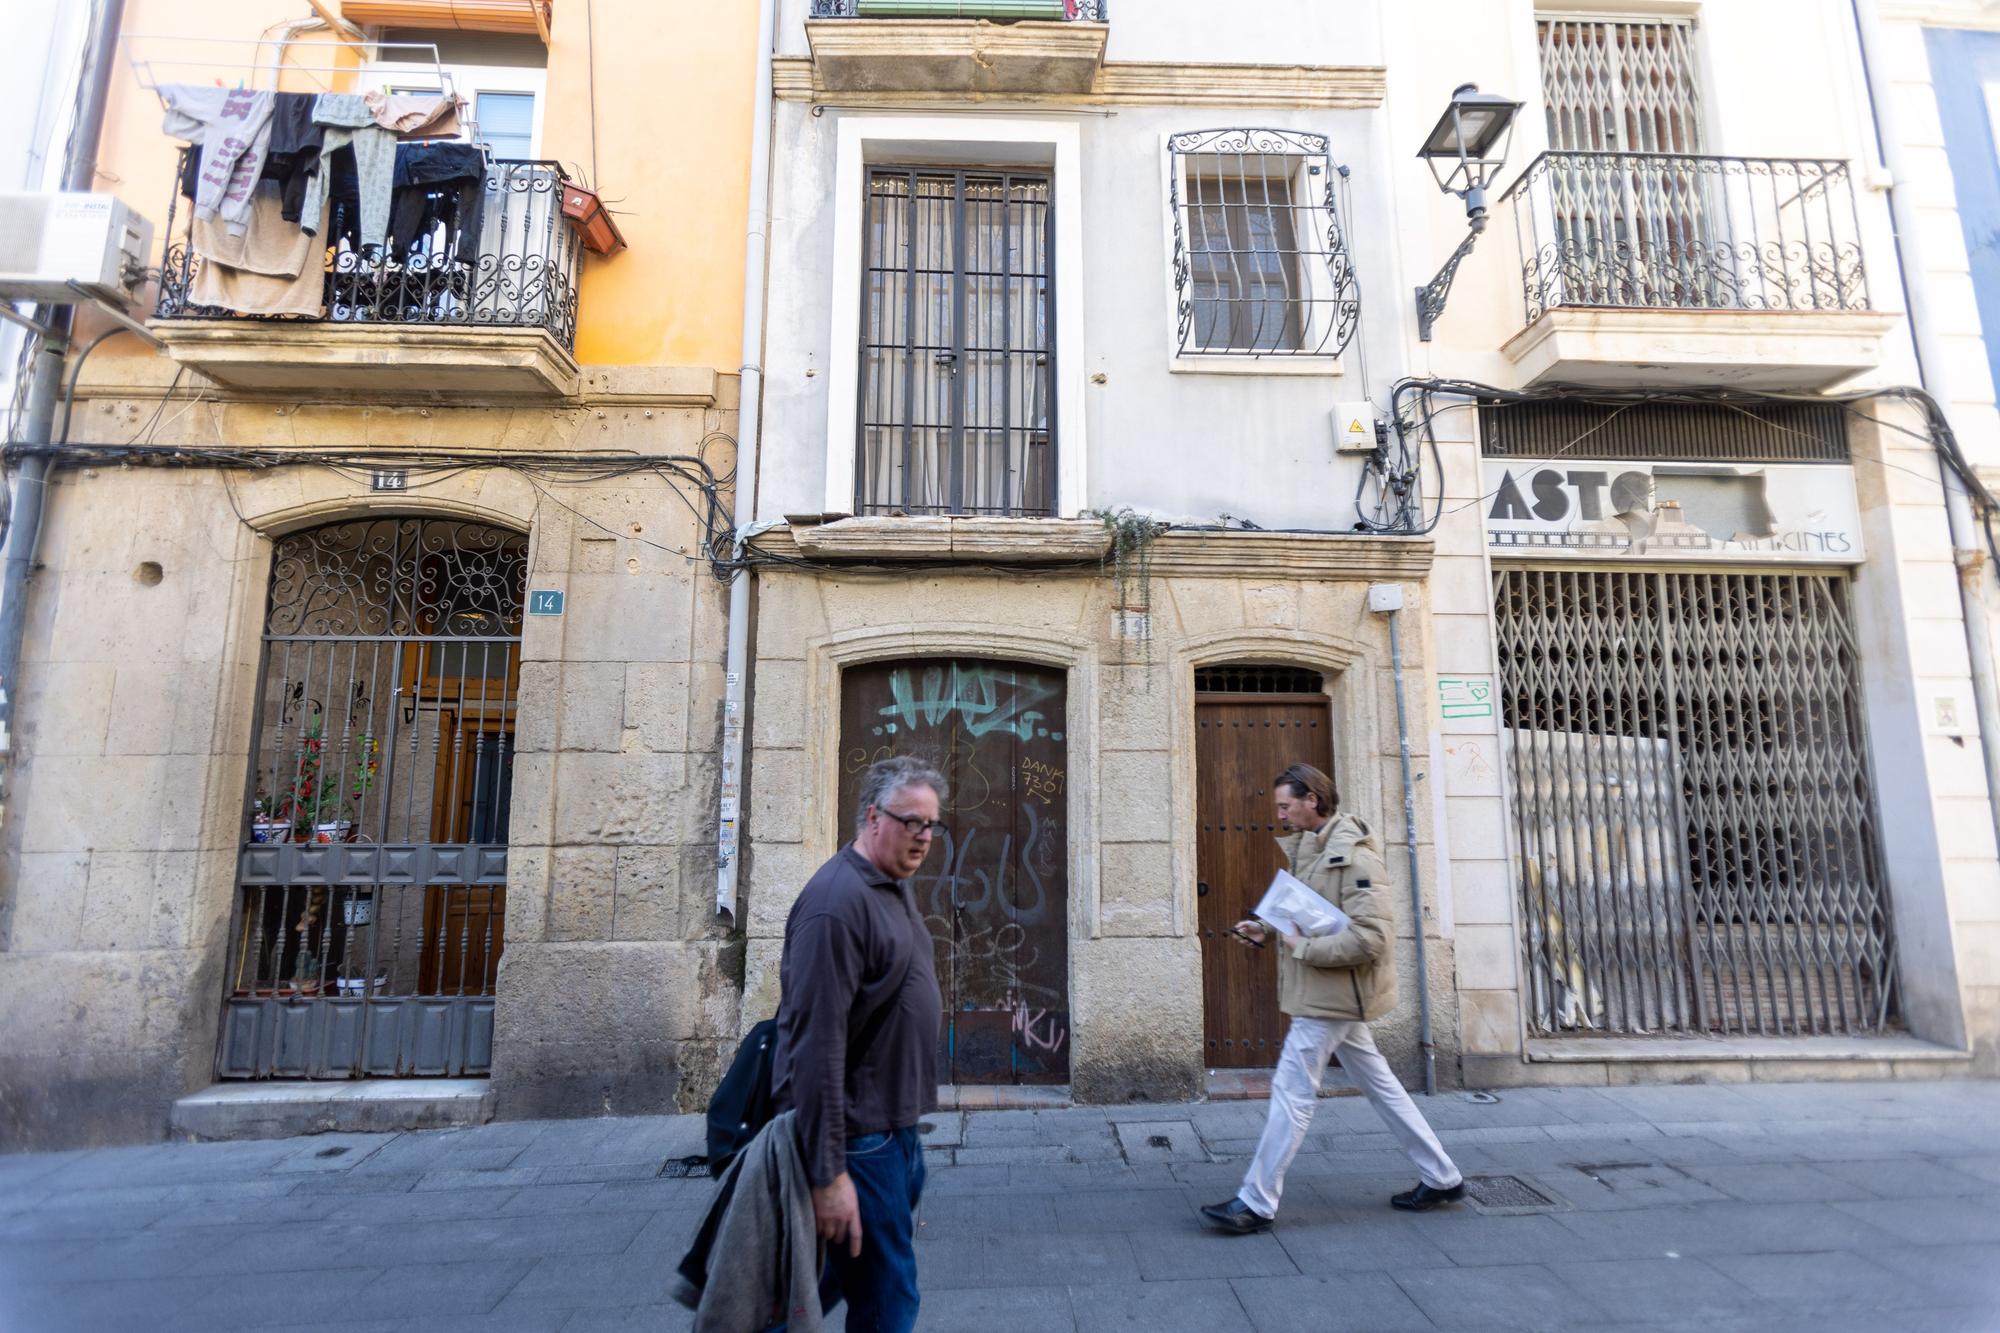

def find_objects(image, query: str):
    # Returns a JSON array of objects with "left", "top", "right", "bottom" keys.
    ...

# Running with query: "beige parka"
[{"left": 1272, "top": 811, "right": 1399, "bottom": 1022}]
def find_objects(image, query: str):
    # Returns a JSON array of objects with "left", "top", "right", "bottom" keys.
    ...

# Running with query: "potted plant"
[{"left": 274, "top": 720, "right": 378, "bottom": 842}]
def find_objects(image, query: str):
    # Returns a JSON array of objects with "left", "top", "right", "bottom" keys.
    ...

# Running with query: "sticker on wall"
[{"left": 1437, "top": 676, "right": 1494, "bottom": 721}]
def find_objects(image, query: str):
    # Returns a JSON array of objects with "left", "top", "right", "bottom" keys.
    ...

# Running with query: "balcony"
[
  {"left": 149, "top": 157, "right": 583, "bottom": 397},
  {"left": 806, "top": 1, "right": 1108, "bottom": 96},
  {"left": 1498, "top": 152, "right": 1897, "bottom": 389}
]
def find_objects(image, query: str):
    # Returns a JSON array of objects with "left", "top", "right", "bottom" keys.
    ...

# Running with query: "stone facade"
[
  {"left": 737, "top": 529, "right": 1451, "bottom": 1099},
  {"left": 0, "top": 363, "right": 741, "bottom": 1147}
]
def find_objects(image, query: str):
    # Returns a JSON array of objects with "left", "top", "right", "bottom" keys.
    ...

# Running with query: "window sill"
[
  {"left": 789, "top": 515, "right": 1109, "bottom": 564},
  {"left": 1168, "top": 353, "right": 1344, "bottom": 378}
]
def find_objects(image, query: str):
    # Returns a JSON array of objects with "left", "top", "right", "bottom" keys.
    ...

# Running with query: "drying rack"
[{"left": 125, "top": 33, "right": 460, "bottom": 106}]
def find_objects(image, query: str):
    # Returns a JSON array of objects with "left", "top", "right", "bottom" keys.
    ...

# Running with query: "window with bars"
[
  {"left": 856, "top": 167, "right": 1054, "bottom": 517},
  {"left": 1166, "top": 129, "right": 1360, "bottom": 360}
]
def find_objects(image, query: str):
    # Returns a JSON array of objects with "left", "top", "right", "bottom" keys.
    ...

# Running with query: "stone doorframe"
[{"left": 1167, "top": 628, "right": 1390, "bottom": 953}]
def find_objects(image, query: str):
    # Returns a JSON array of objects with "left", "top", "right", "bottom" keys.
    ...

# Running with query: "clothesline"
[{"left": 124, "top": 34, "right": 457, "bottom": 101}]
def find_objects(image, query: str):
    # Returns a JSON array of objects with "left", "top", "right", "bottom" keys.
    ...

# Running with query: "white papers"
[{"left": 1252, "top": 869, "right": 1351, "bottom": 939}]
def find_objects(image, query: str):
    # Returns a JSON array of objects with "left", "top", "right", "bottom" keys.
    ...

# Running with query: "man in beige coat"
[{"left": 1201, "top": 764, "right": 1464, "bottom": 1234}]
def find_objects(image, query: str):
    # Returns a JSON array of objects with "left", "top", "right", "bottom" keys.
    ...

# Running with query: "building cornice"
[{"left": 772, "top": 55, "right": 1387, "bottom": 110}]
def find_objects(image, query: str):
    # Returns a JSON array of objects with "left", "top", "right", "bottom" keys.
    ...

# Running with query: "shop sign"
[{"left": 1482, "top": 460, "right": 1863, "bottom": 562}]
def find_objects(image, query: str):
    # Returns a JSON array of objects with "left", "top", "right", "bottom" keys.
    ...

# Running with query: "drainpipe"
[
  {"left": 0, "top": 0, "right": 126, "bottom": 799},
  {"left": 715, "top": 0, "right": 779, "bottom": 924},
  {"left": 1372, "top": 583, "right": 1437, "bottom": 1096},
  {"left": 1850, "top": 0, "right": 2000, "bottom": 855}
]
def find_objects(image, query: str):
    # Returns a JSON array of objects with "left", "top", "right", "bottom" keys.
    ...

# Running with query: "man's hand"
[
  {"left": 813, "top": 1172, "right": 863, "bottom": 1258},
  {"left": 1230, "top": 919, "right": 1268, "bottom": 947}
]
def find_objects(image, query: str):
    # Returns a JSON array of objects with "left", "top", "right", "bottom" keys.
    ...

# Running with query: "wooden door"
[
  {"left": 1196, "top": 690, "right": 1332, "bottom": 1067},
  {"left": 837, "top": 658, "right": 1070, "bottom": 1085}
]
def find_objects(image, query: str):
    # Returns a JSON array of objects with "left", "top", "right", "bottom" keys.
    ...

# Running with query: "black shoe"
[
  {"left": 1391, "top": 1181, "right": 1466, "bottom": 1211},
  {"left": 1200, "top": 1198, "right": 1274, "bottom": 1234}
]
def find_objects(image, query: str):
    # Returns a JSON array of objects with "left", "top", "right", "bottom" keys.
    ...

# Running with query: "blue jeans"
[{"left": 818, "top": 1126, "right": 926, "bottom": 1333}]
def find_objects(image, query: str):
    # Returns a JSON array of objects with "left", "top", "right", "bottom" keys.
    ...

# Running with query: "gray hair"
[{"left": 854, "top": 755, "right": 949, "bottom": 832}]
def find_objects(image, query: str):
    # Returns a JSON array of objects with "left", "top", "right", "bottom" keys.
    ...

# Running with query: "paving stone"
[
  {"left": 918, "top": 1111, "right": 966, "bottom": 1148},
  {"left": 1417, "top": 1212, "right": 1622, "bottom": 1268},
  {"left": 1704, "top": 1249, "right": 1930, "bottom": 1309},
  {"left": 1551, "top": 1200, "right": 1900, "bottom": 1260},
  {"left": 498, "top": 1251, "right": 694, "bottom": 1309},
  {"left": 1543, "top": 1256, "right": 1766, "bottom": 1322},
  {"left": 1067, "top": 1278, "right": 1255, "bottom": 1331},
  {"left": 412, "top": 1166, "right": 548, "bottom": 1192},
  {"left": 916, "top": 1190, "right": 1060, "bottom": 1236},
  {"left": 1673, "top": 1162, "right": 1878, "bottom": 1204},
  {"left": 915, "top": 1231, "right": 1141, "bottom": 1290},
  {"left": 1127, "top": 1224, "right": 1299, "bottom": 1281},
  {"left": 1390, "top": 1261, "right": 1616, "bottom": 1331},
  {"left": 1831, "top": 1195, "right": 2000, "bottom": 1245},
  {"left": 1273, "top": 1207, "right": 1456, "bottom": 1273},
  {"left": 1112, "top": 1120, "right": 1208, "bottom": 1164},
  {"left": 175, "top": 1263, "right": 387, "bottom": 1325},
  {"left": 907, "top": 1283, "right": 1075, "bottom": 1332},
  {"left": 0, "top": 1275, "right": 212, "bottom": 1333},
  {"left": 1230, "top": 1272, "right": 1435, "bottom": 1332},
  {"left": 1866, "top": 1242, "right": 2000, "bottom": 1309},
  {"left": 557, "top": 1306, "right": 694, "bottom": 1333},
  {"left": 1811, "top": 1156, "right": 1990, "bottom": 1199},
  {"left": 952, "top": 1144, "right": 1073, "bottom": 1167},
  {"left": 1046, "top": 1186, "right": 1204, "bottom": 1233}
]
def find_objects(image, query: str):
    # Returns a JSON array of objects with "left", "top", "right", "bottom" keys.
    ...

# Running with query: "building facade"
[
  {"left": 3, "top": 0, "right": 1996, "bottom": 1151},
  {"left": 0, "top": 0, "right": 758, "bottom": 1147}
]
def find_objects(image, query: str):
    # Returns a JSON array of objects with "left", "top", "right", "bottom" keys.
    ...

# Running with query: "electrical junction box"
[
  {"left": 1334, "top": 401, "right": 1378, "bottom": 454},
  {"left": 0, "top": 193, "right": 154, "bottom": 307},
  {"left": 1367, "top": 583, "right": 1405, "bottom": 613}
]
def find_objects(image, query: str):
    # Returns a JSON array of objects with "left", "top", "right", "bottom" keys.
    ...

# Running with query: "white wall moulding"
[
  {"left": 1482, "top": 459, "right": 1866, "bottom": 563},
  {"left": 1500, "top": 308, "right": 1900, "bottom": 390},
  {"left": 147, "top": 321, "right": 583, "bottom": 398},
  {"left": 785, "top": 516, "right": 1113, "bottom": 562},
  {"left": 772, "top": 55, "right": 1387, "bottom": 107},
  {"left": 804, "top": 17, "right": 1108, "bottom": 94}
]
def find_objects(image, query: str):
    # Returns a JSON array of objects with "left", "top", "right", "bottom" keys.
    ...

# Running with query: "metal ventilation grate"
[
  {"left": 1463, "top": 1175, "right": 1566, "bottom": 1215},
  {"left": 1479, "top": 399, "right": 1850, "bottom": 463},
  {"left": 1196, "top": 666, "right": 1326, "bottom": 695},
  {"left": 659, "top": 1156, "right": 712, "bottom": 1179}
]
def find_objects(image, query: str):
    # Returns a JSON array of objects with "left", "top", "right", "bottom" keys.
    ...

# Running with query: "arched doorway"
[
  {"left": 218, "top": 517, "right": 528, "bottom": 1078},
  {"left": 1195, "top": 664, "right": 1333, "bottom": 1068},
  {"left": 837, "top": 658, "right": 1070, "bottom": 1085}
]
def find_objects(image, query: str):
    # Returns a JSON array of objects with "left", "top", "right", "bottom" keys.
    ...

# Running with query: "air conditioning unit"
[{"left": 0, "top": 193, "right": 154, "bottom": 308}]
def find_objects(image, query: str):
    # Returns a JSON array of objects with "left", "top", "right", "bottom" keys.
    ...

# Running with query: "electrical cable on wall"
[{"left": 1363, "top": 378, "right": 2000, "bottom": 572}]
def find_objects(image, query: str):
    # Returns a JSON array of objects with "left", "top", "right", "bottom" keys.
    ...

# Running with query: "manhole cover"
[
  {"left": 658, "top": 1156, "right": 712, "bottom": 1179},
  {"left": 1462, "top": 1175, "right": 1567, "bottom": 1216}
]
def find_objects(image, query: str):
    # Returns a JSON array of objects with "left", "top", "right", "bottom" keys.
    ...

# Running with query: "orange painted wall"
[{"left": 89, "top": 0, "right": 753, "bottom": 370}]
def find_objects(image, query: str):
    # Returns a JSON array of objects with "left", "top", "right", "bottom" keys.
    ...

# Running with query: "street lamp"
[{"left": 1413, "top": 83, "right": 1523, "bottom": 341}]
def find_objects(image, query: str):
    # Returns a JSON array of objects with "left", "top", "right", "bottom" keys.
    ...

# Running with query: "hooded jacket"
[{"left": 1273, "top": 811, "right": 1399, "bottom": 1022}]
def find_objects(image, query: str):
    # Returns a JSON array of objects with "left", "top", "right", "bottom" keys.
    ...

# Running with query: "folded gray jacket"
[{"left": 672, "top": 1109, "right": 824, "bottom": 1332}]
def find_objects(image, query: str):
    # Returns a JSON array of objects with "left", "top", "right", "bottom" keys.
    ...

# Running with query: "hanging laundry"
[
  {"left": 388, "top": 142, "right": 488, "bottom": 261},
  {"left": 263, "top": 91, "right": 326, "bottom": 226},
  {"left": 189, "top": 181, "right": 331, "bottom": 318},
  {"left": 301, "top": 93, "right": 396, "bottom": 252},
  {"left": 160, "top": 85, "right": 275, "bottom": 238},
  {"left": 364, "top": 91, "right": 463, "bottom": 138}
]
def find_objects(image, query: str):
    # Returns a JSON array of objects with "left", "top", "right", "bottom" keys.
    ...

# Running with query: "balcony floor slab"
[
  {"left": 1502, "top": 307, "right": 1901, "bottom": 390},
  {"left": 148, "top": 321, "right": 583, "bottom": 399}
]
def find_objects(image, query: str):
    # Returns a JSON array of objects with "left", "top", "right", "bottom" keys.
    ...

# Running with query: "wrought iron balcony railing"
[
  {"left": 155, "top": 154, "right": 582, "bottom": 353},
  {"left": 1501, "top": 152, "right": 1870, "bottom": 323},
  {"left": 811, "top": 1, "right": 1107, "bottom": 18}
]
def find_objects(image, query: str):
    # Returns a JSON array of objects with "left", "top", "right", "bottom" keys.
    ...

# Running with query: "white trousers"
[{"left": 1237, "top": 1016, "right": 1462, "bottom": 1219}]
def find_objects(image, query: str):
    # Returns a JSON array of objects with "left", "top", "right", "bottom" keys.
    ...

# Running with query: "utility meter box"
[
  {"left": 0, "top": 193, "right": 154, "bottom": 307},
  {"left": 1334, "top": 401, "right": 1378, "bottom": 454}
]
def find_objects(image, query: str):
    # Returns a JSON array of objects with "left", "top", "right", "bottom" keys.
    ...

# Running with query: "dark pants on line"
[{"left": 784, "top": 1126, "right": 926, "bottom": 1333}]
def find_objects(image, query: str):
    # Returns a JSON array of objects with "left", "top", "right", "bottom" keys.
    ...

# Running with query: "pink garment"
[{"left": 363, "top": 91, "right": 463, "bottom": 137}]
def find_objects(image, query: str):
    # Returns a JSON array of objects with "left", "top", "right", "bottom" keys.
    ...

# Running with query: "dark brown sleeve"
[{"left": 781, "top": 910, "right": 863, "bottom": 1188}]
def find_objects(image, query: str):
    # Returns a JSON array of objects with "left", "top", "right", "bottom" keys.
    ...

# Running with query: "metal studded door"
[
  {"left": 838, "top": 659, "right": 1069, "bottom": 1084},
  {"left": 220, "top": 517, "right": 526, "bottom": 1078},
  {"left": 1495, "top": 568, "right": 1897, "bottom": 1037},
  {"left": 1194, "top": 668, "right": 1332, "bottom": 1067}
]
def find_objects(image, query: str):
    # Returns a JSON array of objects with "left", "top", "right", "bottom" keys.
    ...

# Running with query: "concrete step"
[
  {"left": 1205, "top": 1067, "right": 1358, "bottom": 1101},
  {"left": 171, "top": 1078, "right": 494, "bottom": 1141}
]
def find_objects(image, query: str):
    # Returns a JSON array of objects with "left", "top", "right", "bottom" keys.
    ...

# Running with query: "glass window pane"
[{"left": 475, "top": 92, "right": 536, "bottom": 159}]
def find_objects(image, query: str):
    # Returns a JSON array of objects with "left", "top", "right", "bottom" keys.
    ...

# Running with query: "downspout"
[
  {"left": 0, "top": 0, "right": 126, "bottom": 800},
  {"left": 716, "top": 0, "right": 779, "bottom": 924},
  {"left": 1850, "top": 0, "right": 2000, "bottom": 855},
  {"left": 1375, "top": 584, "right": 1437, "bottom": 1096}
]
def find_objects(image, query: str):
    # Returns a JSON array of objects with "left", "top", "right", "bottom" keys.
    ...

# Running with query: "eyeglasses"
[{"left": 878, "top": 808, "right": 946, "bottom": 838}]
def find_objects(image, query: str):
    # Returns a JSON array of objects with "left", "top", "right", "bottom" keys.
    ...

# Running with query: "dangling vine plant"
[{"left": 1087, "top": 507, "right": 1169, "bottom": 672}]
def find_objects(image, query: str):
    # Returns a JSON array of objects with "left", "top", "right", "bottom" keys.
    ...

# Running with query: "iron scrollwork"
[
  {"left": 1165, "top": 127, "right": 1362, "bottom": 359},
  {"left": 265, "top": 518, "right": 530, "bottom": 638}
]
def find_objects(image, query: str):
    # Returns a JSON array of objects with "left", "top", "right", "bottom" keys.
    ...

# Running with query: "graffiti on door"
[{"left": 839, "top": 659, "right": 1070, "bottom": 1084}]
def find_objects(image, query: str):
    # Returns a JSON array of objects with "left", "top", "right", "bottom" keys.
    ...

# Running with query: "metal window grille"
[
  {"left": 1167, "top": 129, "right": 1360, "bottom": 358},
  {"left": 1479, "top": 400, "right": 1851, "bottom": 464},
  {"left": 1495, "top": 567, "right": 1898, "bottom": 1038},
  {"left": 857, "top": 168, "right": 1055, "bottom": 517},
  {"left": 220, "top": 517, "right": 527, "bottom": 1079},
  {"left": 1194, "top": 665, "right": 1326, "bottom": 695},
  {"left": 1539, "top": 17, "right": 1703, "bottom": 156}
]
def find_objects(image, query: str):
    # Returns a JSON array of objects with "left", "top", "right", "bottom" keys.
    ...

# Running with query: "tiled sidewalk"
[{"left": 3, "top": 1079, "right": 1997, "bottom": 1331}]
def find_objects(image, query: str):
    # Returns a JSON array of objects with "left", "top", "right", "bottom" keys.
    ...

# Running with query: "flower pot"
[
  {"left": 310, "top": 821, "right": 354, "bottom": 844},
  {"left": 561, "top": 183, "right": 626, "bottom": 256},
  {"left": 251, "top": 817, "right": 290, "bottom": 844}
]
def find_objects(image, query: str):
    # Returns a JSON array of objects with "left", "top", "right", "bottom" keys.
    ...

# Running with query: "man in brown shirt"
[{"left": 771, "top": 756, "right": 946, "bottom": 1333}]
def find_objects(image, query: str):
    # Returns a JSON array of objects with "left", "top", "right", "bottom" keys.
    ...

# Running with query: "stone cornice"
[
  {"left": 773, "top": 55, "right": 1386, "bottom": 109},
  {"left": 759, "top": 520, "right": 1432, "bottom": 580}
]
